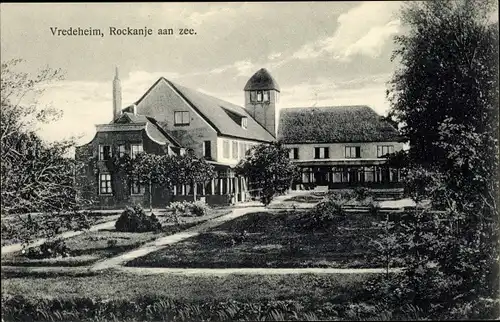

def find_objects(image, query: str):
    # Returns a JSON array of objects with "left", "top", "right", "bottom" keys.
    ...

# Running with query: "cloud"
[
  {"left": 291, "top": 1, "right": 402, "bottom": 62},
  {"left": 268, "top": 52, "right": 282, "bottom": 60},
  {"left": 187, "top": 7, "right": 237, "bottom": 27}
]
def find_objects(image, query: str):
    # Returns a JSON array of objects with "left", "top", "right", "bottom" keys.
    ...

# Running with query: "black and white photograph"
[{"left": 1, "top": 1, "right": 499, "bottom": 321}]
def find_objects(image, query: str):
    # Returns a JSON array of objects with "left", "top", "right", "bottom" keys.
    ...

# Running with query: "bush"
[
  {"left": 115, "top": 205, "right": 161, "bottom": 233},
  {"left": 295, "top": 196, "right": 347, "bottom": 232},
  {"left": 353, "top": 187, "right": 372, "bottom": 201},
  {"left": 24, "top": 238, "right": 71, "bottom": 259},
  {"left": 167, "top": 201, "right": 210, "bottom": 218},
  {"left": 190, "top": 200, "right": 209, "bottom": 216}
]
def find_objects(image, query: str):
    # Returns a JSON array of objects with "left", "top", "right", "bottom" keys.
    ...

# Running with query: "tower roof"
[{"left": 244, "top": 68, "right": 280, "bottom": 92}]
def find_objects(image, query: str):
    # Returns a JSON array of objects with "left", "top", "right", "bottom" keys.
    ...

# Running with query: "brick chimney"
[{"left": 112, "top": 66, "right": 122, "bottom": 121}]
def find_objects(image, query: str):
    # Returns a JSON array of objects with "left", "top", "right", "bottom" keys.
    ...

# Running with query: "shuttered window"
[{"left": 345, "top": 146, "right": 361, "bottom": 158}]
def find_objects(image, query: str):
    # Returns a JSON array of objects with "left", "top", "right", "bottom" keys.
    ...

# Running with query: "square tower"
[{"left": 244, "top": 68, "right": 280, "bottom": 137}]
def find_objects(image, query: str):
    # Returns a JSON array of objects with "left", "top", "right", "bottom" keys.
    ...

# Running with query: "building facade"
[
  {"left": 75, "top": 68, "right": 403, "bottom": 209},
  {"left": 278, "top": 106, "right": 404, "bottom": 190}
]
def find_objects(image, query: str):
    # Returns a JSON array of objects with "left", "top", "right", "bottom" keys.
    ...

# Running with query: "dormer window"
[
  {"left": 241, "top": 117, "right": 248, "bottom": 129},
  {"left": 257, "top": 91, "right": 263, "bottom": 102}
]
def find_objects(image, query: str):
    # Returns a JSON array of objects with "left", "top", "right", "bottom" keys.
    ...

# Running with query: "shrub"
[
  {"left": 353, "top": 186, "right": 372, "bottom": 201},
  {"left": 190, "top": 200, "right": 209, "bottom": 217},
  {"left": 115, "top": 205, "right": 161, "bottom": 233},
  {"left": 167, "top": 201, "right": 210, "bottom": 218},
  {"left": 295, "top": 196, "right": 347, "bottom": 232},
  {"left": 24, "top": 238, "right": 71, "bottom": 259}
]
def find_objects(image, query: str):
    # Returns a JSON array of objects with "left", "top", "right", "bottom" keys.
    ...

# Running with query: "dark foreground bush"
[
  {"left": 0, "top": 294, "right": 438, "bottom": 321},
  {"left": 115, "top": 205, "right": 161, "bottom": 232},
  {"left": 24, "top": 238, "right": 71, "bottom": 259},
  {"left": 294, "top": 195, "right": 347, "bottom": 232}
]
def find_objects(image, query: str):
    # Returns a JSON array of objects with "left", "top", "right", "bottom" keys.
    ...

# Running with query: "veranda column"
[{"left": 211, "top": 178, "right": 215, "bottom": 195}]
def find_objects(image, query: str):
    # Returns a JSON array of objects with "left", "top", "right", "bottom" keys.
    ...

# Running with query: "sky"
[{"left": 2, "top": 2, "right": 408, "bottom": 145}]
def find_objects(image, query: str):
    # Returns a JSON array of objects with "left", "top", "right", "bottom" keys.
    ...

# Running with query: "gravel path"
[
  {"left": 90, "top": 206, "right": 266, "bottom": 271},
  {"left": 1, "top": 217, "right": 119, "bottom": 255},
  {"left": 116, "top": 266, "right": 403, "bottom": 275}
]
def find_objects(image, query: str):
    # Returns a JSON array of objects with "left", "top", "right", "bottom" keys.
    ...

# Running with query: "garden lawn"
[
  {"left": 0, "top": 212, "right": 119, "bottom": 247},
  {"left": 126, "top": 210, "right": 386, "bottom": 269},
  {"left": 2, "top": 272, "right": 391, "bottom": 321},
  {"left": 1, "top": 208, "right": 231, "bottom": 267}
]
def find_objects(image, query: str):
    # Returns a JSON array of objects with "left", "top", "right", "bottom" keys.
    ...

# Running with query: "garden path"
[
  {"left": 1, "top": 216, "right": 120, "bottom": 255},
  {"left": 116, "top": 267, "right": 403, "bottom": 275},
  {"left": 90, "top": 205, "right": 267, "bottom": 271}
]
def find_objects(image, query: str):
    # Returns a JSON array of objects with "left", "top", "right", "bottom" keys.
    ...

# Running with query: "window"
[
  {"left": 314, "top": 147, "right": 329, "bottom": 159},
  {"left": 174, "top": 111, "right": 190, "bottom": 125},
  {"left": 241, "top": 117, "right": 248, "bottom": 129},
  {"left": 232, "top": 141, "right": 238, "bottom": 159},
  {"left": 289, "top": 148, "right": 299, "bottom": 160},
  {"left": 239, "top": 142, "right": 245, "bottom": 158},
  {"left": 99, "top": 174, "right": 112, "bottom": 194},
  {"left": 377, "top": 145, "right": 394, "bottom": 157},
  {"left": 203, "top": 141, "right": 211, "bottom": 159},
  {"left": 345, "top": 146, "right": 361, "bottom": 158},
  {"left": 118, "top": 144, "right": 126, "bottom": 158},
  {"left": 130, "top": 179, "right": 145, "bottom": 195},
  {"left": 250, "top": 91, "right": 257, "bottom": 102},
  {"left": 99, "top": 145, "right": 112, "bottom": 161},
  {"left": 130, "top": 143, "right": 143, "bottom": 159},
  {"left": 263, "top": 91, "right": 270, "bottom": 102},
  {"left": 256, "top": 91, "right": 263, "bottom": 102},
  {"left": 223, "top": 140, "right": 230, "bottom": 158}
]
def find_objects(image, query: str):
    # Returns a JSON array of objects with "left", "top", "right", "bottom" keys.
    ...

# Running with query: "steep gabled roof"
[
  {"left": 244, "top": 68, "right": 280, "bottom": 92},
  {"left": 277, "top": 105, "right": 401, "bottom": 144},
  {"left": 135, "top": 78, "right": 275, "bottom": 142}
]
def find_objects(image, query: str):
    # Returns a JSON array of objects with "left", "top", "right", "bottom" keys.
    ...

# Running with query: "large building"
[{"left": 75, "top": 68, "right": 403, "bottom": 209}]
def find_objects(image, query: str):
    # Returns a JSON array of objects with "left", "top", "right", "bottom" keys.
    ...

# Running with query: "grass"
[
  {"left": 1, "top": 271, "right": 372, "bottom": 301},
  {"left": 1, "top": 212, "right": 118, "bottom": 247},
  {"left": 1, "top": 272, "right": 421, "bottom": 321},
  {"left": 1, "top": 208, "right": 232, "bottom": 267},
  {"left": 126, "top": 210, "right": 385, "bottom": 269}
]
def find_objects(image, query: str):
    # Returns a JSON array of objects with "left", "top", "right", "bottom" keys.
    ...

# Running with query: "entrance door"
[{"left": 314, "top": 169, "right": 329, "bottom": 185}]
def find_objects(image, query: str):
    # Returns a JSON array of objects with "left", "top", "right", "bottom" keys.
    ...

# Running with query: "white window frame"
[
  {"left": 377, "top": 145, "right": 394, "bottom": 157},
  {"left": 232, "top": 141, "right": 238, "bottom": 159},
  {"left": 314, "top": 147, "right": 329, "bottom": 159},
  {"left": 256, "top": 91, "right": 263, "bottom": 102},
  {"left": 241, "top": 117, "right": 248, "bottom": 129},
  {"left": 263, "top": 91, "right": 270, "bottom": 102},
  {"left": 345, "top": 146, "right": 360, "bottom": 159},
  {"left": 174, "top": 111, "right": 190, "bottom": 125},
  {"left": 99, "top": 173, "right": 112, "bottom": 195},
  {"left": 223, "top": 140, "right": 230, "bottom": 159},
  {"left": 130, "top": 143, "right": 143, "bottom": 159},
  {"left": 99, "top": 145, "right": 112, "bottom": 161},
  {"left": 289, "top": 148, "right": 299, "bottom": 160},
  {"left": 130, "top": 178, "right": 145, "bottom": 195},
  {"left": 118, "top": 144, "right": 126, "bottom": 158}
]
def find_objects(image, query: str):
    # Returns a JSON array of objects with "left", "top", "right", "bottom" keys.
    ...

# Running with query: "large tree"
[
  {"left": 384, "top": 0, "right": 499, "bottom": 318},
  {"left": 1, "top": 59, "right": 84, "bottom": 216},
  {"left": 236, "top": 142, "right": 297, "bottom": 206}
]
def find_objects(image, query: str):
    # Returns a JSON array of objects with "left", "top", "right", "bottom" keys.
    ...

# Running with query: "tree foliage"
[
  {"left": 381, "top": 0, "right": 499, "bottom": 318},
  {"left": 126, "top": 151, "right": 215, "bottom": 211},
  {"left": 1, "top": 59, "right": 86, "bottom": 217},
  {"left": 235, "top": 142, "right": 298, "bottom": 206}
]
